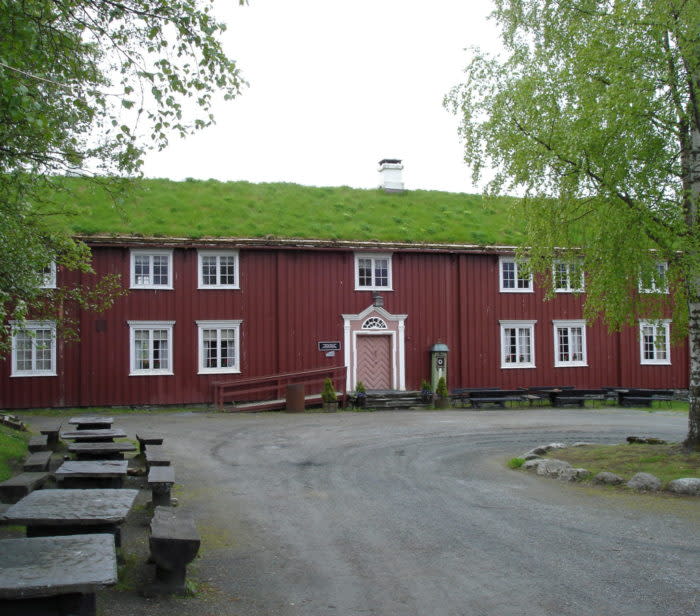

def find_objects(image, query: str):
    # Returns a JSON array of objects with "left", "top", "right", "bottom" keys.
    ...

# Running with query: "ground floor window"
[
  {"left": 196, "top": 320, "right": 242, "bottom": 374},
  {"left": 129, "top": 321, "right": 174, "bottom": 375},
  {"left": 553, "top": 320, "right": 587, "bottom": 367},
  {"left": 11, "top": 321, "right": 56, "bottom": 377},
  {"left": 639, "top": 320, "right": 671, "bottom": 365},
  {"left": 500, "top": 320, "right": 536, "bottom": 368}
]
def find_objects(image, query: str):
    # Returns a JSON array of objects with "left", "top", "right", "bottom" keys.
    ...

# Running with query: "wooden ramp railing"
[{"left": 212, "top": 366, "right": 347, "bottom": 411}]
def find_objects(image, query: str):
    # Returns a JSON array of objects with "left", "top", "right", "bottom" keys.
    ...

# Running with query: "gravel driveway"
[{"left": 18, "top": 407, "right": 700, "bottom": 616}]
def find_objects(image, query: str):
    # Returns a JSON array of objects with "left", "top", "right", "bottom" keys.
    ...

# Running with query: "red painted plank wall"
[{"left": 0, "top": 244, "right": 688, "bottom": 409}]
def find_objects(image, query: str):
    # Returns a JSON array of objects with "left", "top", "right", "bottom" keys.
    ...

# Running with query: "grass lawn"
[
  {"left": 547, "top": 443, "right": 700, "bottom": 485},
  {"left": 0, "top": 424, "right": 30, "bottom": 482}
]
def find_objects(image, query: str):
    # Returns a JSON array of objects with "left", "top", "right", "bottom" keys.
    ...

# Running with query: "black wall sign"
[{"left": 318, "top": 341, "right": 341, "bottom": 352}]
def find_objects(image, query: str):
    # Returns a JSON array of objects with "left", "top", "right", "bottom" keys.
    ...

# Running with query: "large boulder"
[
  {"left": 593, "top": 471, "right": 624, "bottom": 485},
  {"left": 558, "top": 467, "right": 590, "bottom": 482},
  {"left": 666, "top": 478, "right": 700, "bottom": 496},
  {"left": 627, "top": 472, "right": 661, "bottom": 491},
  {"left": 535, "top": 459, "right": 573, "bottom": 478}
]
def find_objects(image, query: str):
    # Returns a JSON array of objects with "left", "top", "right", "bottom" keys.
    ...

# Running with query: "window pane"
[
  {"left": 220, "top": 329, "right": 236, "bottom": 367},
  {"left": 554, "top": 263, "right": 568, "bottom": 289},
  {"left": 504, "top": 327, "right": 517, "bottom": 363},
  {"left": 374, "top": 259, "right": 388, "bottom": 287},
  {"left": 557, "top": 327, "right": 569, "bottom": 362},
  {"left": 220, "top": 256, "right": 236, "bottom": 285},
  {"left": 15, "top": 332, "right": 33, "bottom": 371},
  {"left": 358, "top": 258, "right": 372, "bottom": 286},
  {"left": 34, "top": 329, "right": 53, "bottom": 370},
  {"left": 134, "top": 330, "right": 150, "bottom": 370},
  {"left": 571, "top": 327, "right": 583, "bottom": 361},
  {"left": 518, "top": 327, "right": 531, "bottom": 362},
  {"left": 152, "top": 329, "right": 168, "bottom": 369},
  {"left": 134, "top": 256, "right": 151, "bottom": 285},
  {"left": 502, "top": 262, "right": 515, "bottom": 288},
  {"left": 152, "top": 256, "right": 169, "bottom": 286},
  {"left": 202, "top": 256, "right": 217, "bottom": 285},
  {"left": 203, "top": 329, "right": 218, "bottom": 368},
  {"left": 642, "top": 325, "right": 655, "bottom": 360}
]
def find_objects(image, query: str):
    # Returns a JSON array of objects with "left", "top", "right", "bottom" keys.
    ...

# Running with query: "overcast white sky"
[{"left": 141, "top": 0, "right": 502, "bottom": 194}]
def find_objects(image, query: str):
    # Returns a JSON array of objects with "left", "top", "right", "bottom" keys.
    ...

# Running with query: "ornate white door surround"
[{"left": 342, "top": 305, "right": 407, "bottom": 391}]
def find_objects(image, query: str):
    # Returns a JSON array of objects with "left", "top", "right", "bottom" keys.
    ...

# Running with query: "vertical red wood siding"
[{"left": 0, "top": 244, "right": 688, "bottom": 409}]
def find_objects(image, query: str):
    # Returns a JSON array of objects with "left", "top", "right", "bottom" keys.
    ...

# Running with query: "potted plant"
[
  {"left": 435, "top": 376, "right": 449, "bottom": 409},
  {"left": 322, "top": 377, "right": 338, "bottom": 412},
  {"left": 354, "top": 381, "right": 367, "bottom": 408},
  {"left": 420, "top": 379, "right": 434, "bottom": 404}
]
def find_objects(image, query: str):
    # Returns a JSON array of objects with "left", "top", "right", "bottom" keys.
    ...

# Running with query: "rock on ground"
[
  {"left": 666, "top": 478, "right": 700, "bottom": 496},
  {"left": 627, "top": 472, "right": 661, "bottom": 492}
]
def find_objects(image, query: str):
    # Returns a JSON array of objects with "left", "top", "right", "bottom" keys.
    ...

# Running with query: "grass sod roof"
[{"left": 46, "top": 177, "right": 523, "bottom": 247}]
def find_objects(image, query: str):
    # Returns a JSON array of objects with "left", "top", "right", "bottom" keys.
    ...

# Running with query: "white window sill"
[
  {"left": 197, "top": 285, "right": 240, "bottom": 290},
  {"left": 129, "top": 370, "right": 174, "bottom": 376},
  {"left": 501, "top": 363, "right": 536, "bottom": 369},
  {"left": 554, "top": 362, "right": 589, "bottom": 368},
  {"left": 500, "top": 288, "right": 534, "bottom": 293},
  {"left": 11, "top": 371, "right": 57, "bottom": 378},
  {"left": 640, "top": 360, "right": 671, "bottom": 366},
  {"left": 356, "top": 286, "right": 393, "bottom": 292},
  {"left": 130, "top": 285, "right": 173, "bottom": 290},
  {"left": 198, "top": 368, "right": 241, "bottom": 375}
]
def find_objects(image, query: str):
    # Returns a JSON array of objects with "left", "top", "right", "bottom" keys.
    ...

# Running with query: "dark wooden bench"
[
  {"left": 450, "top": 388, "right": 499, "bottom": 408},
  {"left": 148, "top": 466, "right": 175, "bottom": 507},
  {"left": 0, "top": 472, "right": 50, "bottom": 504},
  {"left": 38, "top": 423, "right": 61, "bottom": 450},
  {"left": 149, "top": 506, "right": 200, "bottom": 594},
  {"left": 145, "top": 445, "right": 171, "bottom": 470},
  {"left": 468, "top": 389, "right": 525, "bottom": 409},
  {"left": 618, "top": 389, "right": 675, "bottom": 407},
  {"left": 23, "top": 451, "right": 52, "bottom": 472},
  {"left": 27, "top": 435, "right": 48, "bottom": 453},
  {"left": 136, "top": 433, "right": 165, "bottom": 454},
  {"left": 551, "top": 389, "right": 606, "bottom": 407}
]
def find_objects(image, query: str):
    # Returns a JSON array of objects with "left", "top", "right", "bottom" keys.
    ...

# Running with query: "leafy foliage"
[
  {"left": 0, "top": 1, "right": 245, "bottom": 354},
  {"left": 446, "top": 0, "right": 699, "bottom": 447}
]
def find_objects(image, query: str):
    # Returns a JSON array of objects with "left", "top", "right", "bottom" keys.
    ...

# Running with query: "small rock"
[
  {"left": 627, "top": 472, "right": 661, "bottom": 491},
  {"left": 666, "top": 478, "right": 700, "bottom": 496},
  {"left": 523, "top": 458, "right": 545, "bottom": 471},
  {"left": 627, "top": 436, "right": 667, "bottom": 445},
  {"left": 536, "top": 459, "right": 572, "bottom": 477},
  {"left": 593, "top": 471, "right": 624, "bottom": 485},
  {"left": 559, "top": 467, "right": 590, "bottom": 482}
]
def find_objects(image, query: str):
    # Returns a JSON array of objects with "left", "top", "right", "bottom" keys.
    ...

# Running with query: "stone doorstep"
[
  {"left": 0, "top": 472, "right": 50, "bottom": 504},
  {"left": 23, "top": 451, "right": 52, "bottom": 472}
]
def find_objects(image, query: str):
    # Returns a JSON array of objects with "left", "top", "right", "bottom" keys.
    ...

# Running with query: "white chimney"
[{"left": 378, "top": 158, "right": 404, "bottom": 192}]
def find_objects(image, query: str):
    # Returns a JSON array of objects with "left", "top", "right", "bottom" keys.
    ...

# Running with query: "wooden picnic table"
[
  {"left": 60, "top": 428, "right": 127, "bottom": 443},
  {"left": 0, "top": 533, "right": 117, "bottom": 616},
  {"left": 2, "top": 488, "right": 138, "bottom": 547},
  {"left": 55, "top": 460, "right": 129, "bottom": 489},
  {"left": 68, "top": 441, "right": 136, "bottom": 460},
  {"left": 68, "top": 416, "right": 114, "bottom": 431}
]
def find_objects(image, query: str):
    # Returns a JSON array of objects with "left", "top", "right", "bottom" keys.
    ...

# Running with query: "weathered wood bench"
[
  {"left": 68, "top": 441, "right": 136, "bottom": 460},
  {"left": 23, "top": 451, "right": 52, "bottom": 472},
  {"left": 0, "top": 533, "right": 117, "bottom": 616},
  {"left": 136, "top": 433, "right": 165, "bottom": 453},
  {"left": 551, "top": 389, "right": 606, "bottom": 407},
  {"left": 55, "top": 460, "right": 128, "bottom": 489},
  {"left": 149, "top": 506, "right": 200, "bottom": 594},
  {"left": 618, "top": 389, "right": 675, "bottom": 407},
  {"left": 148, "top": 466, "right": 175, "bottom": 507},
  {"left": 68, "top": 416, "right": 114, "bottom": 430},
  {"left": 0, "top": 472, "right": 50, "bottom": 504},
  {"left": 60, "top": 428, "right": 127, "bottom": 443},
  {"left": 468, "top": 390, "right": 525, "bottom": 409},
  {"left": 27, "top": 435, "right": 48, "bottom": 453},
  {"left": 145, "top": 445, "right": 171, "bottom": 469},
  {"left": 450, "top": 387, "right": 499, "bottom": 408},
  {"left": 39, "top": 423, "right": 61, "bottom": 449}
]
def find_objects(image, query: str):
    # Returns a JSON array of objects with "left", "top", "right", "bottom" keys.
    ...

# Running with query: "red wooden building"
[{"left": 0, "top": 233, "right": 688, "bottom": 409}]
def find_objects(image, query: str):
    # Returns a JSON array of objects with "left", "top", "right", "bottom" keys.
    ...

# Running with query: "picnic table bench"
[
  {"left": 149, "top": 506, "right": 200, "bottom": 594},
  {"left": 0, "top": 472, "right": 50, "bottom": 504},
  {"left": 2, "top": 488, "right": 138, "bottom": 547},
  {"left": 136, "top": 432, "right": 164, "bottom": 453},
  {"left": 450, "top": 388, "right": 499, "bottom": 408},
  {"left": 68, "top": 416, "right": 114, "bottom": 431},
  {"left": 23, "top": 451, "right": 52, "bottom": 472},
  {"left": 28, "top": 435, "right": 48, "bottom": 453},
  {"left": 145, "top": 445, "right": 171, "bottom": 469},
  {"left": 55, "top": 460, "right": 128, "bottom": 489},
  {"left": 68, "top": 441, "right": 136, "bottom": 460},
  {"left": 618, "top": 389, "right": 675, "bottom": 407},
  {"left": 0, "top": 533, "right": 117, "bottom": 616},
  {"left": 39, "top": 423, "right": 61, "bottom": 449},
  {"left": 148, "top": 465, "right": 175, "bottom": 506},
  {"left": 467, "top": 389, "right": 525, "bottom": 408},
  {"left": 550, "top": 389, "right": 607, "bottom": 407}
]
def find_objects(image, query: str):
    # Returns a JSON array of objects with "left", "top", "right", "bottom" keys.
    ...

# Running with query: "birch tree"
[{"left": 446, "top": 0, "right": 700, "bottom": 448}]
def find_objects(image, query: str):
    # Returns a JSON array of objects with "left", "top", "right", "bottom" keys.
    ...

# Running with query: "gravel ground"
[{"left": 8, "top": 407, "right": 700, "bottom": 616}]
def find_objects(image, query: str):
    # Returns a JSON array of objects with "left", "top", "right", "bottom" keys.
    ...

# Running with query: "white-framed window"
[
  {"left": 128, "top": 321, "right": 174, "bottom": 375},
  {"left": 196, "top": 320, "right": 242, "bottom": 374},
  {"left": 553, "top": 261, "right": 584, "bottom": 293},
  {"left": 40, "top": 262, "right": 57, "bottom": 289},
  {"left": 639, "top": 261, "right": 669, "bottom": 294},
  {"left": 553, "top": 320, "right": 587, "bottom": 367},
  {"left": 198, "top": 250, "right": 239, "bottom": 289},
  {"left": 499, "top": 257, "right": 533, "bottom": 293},
  {"left": 500, "top": 320, "right": 536, "bottom": 368},
  {"left": 11, "top": 321, "right": 57, "bottom": 377},
  {"left": 130, "top": 249, "right": 173, "bottom": 289},
  {"left": 639, "top": 320, "right": 671, "bottom": 365},
  {"left": 355, "top": 253, "right": 392, "bottom": 291}
]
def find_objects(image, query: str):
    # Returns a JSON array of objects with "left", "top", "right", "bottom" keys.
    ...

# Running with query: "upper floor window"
[
  {"left": 130, "top": 249, "right": 173, "bottom": 289},
  {"left": 197, "top": 320, "right": 242, "bottom": 374},
  {"left": 553, "top": 261, "right": 584, "bottom": 293},
  {"left": 499, "top": 257, "right": 532, "bottom": 293},
  {"left": 500, "top": 320, "right": 536, "bottom": 368},
  {"left": 355, "top": 253, "right": 392, "bottom": 291},
  {"left": 639, "top": 320, "right": 671, "bottom": 365},
  {"left": 11, "top": 321, "right": 57, "bottom": 377},
  {"left": 639, "top": 262, "right": 668, "bottom": 294},
  {"left": 198, "top": 250, "right": 239, "bottom": 289},
  {"left": 40, "top": 262, "right": 57, "bottom": 289},
  {"left": 128, "top": 321, "right": 174, "bottom": 375},
  {"left": 553, "top": 320, "right": 587, "bottom": 367}
]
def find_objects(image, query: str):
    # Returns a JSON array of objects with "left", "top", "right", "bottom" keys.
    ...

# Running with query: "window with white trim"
[
  {"left": 553, "top": 261, "right": 584, "bottom": 293},
  {"left": 553, "top": 320, "right": 587, "bottom": 367},
  {"left": 196, "top": 320, "right": 242, "bottom": 374},
  {"left": 130, "top": 249, "right": 173, "bottom": 289},
  {"left": 198, "top": 250, "right": 239, "bottom": 289},
  {"left": 355, "top": 253, "right": 392, "bottom": 290},
  {"left": 499, "top": 257, "right": 532, "bottom": 292},
  {"left": 639, "top": 262, "right": 668, "bottom": 294},
  {"left": 11, "top": 321, "right": 57, "bottom": 377},
  {"left": 40, "top": 262, "right": 57, "bottom": 289},
  {"left": 500, "top": 320, "right": 536, "bottom": 368},
  {"left": 129, "top": 321, "right": 174, "bottom": 375},
  {"left": 639, "top": 320, "right": 671, "bottom": 365}
]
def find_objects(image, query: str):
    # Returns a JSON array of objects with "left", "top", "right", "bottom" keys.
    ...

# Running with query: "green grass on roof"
[{"left": 47, "top": 177, "right": 522, "bottom": 245}]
